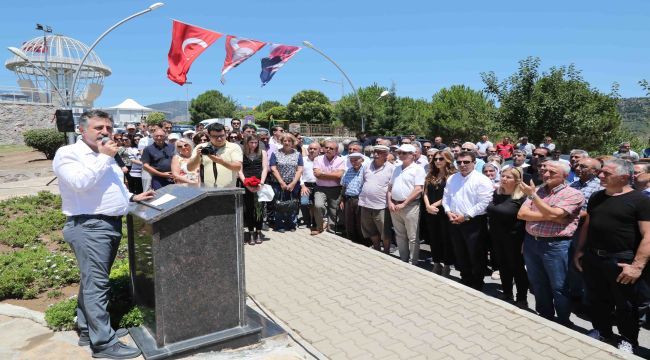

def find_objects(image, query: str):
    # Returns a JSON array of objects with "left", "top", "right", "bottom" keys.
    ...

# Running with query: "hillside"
[
  {"left": 617, "top": 97, "right": 650, "bottom": 138},
  {"left": 146, "top": 100, "right": 188, "bottom": 123}
]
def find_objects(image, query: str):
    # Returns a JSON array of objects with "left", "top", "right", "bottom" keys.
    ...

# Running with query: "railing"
[
  {"left": 0, "top": 85, "right": 52, "bottom": 104},
  {"left": 298, "top": 123, "right": 351, "bottom": 137}
]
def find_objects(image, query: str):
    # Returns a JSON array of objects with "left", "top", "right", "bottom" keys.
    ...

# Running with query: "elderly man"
[
  {"left": 141, "top": 128, "right": 175, "bottom": 190},
  {"left": 359, "top": 145, "right": 395, "bottom": 254},
  {"left": 517, "top": 136, "right": 536, "bottom": 157},
  {"left": 300, "top": 142, "right": 320, "bottom": 231},
  {"left": 568, "top": 149, "right": 589, "bottom": 183},
  {"left": 344, "top": 141, "right": 371, "bottom": 168},
  {"left": 540, "top": 136, "right": 556, "bottom": 152},
  {"left": 568, "top": 157, "right": 602, "bottom": 303},
  {"left": 574, "top": 159, "right": 650, "bottom": 353},
  {"left": 340, "top": 152, "right": 366, "bottom": 244},
  {"left": 527, "top": 147, "right": 550, "bottom": 185},
  {"left": 388, "top": 144, "right": 426, "bottom": 264},
  {"left": 53, "top": 110, "right": 154, "bottom": 358},
  {"left": 443, "top": 151, "right": 494, "bottom": 290},
  {"left": 634, "top": 163, "right": 650, "bottom": 182},
  {"left": 518, "top": 161, "right": 584, "bottom": 326},
  {"left": 614, "top": 142, "right": 640, "bottom": 162},
  {"left": 313, "top": 140, "right": 346, "bottom": 234},
  {"left": 433, "top": 136, "right": 447, "bottom": 150}
]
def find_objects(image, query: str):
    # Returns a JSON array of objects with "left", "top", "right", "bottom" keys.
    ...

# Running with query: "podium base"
[{"left": 130, "top": 307, "right": 264, "bottom": 360}]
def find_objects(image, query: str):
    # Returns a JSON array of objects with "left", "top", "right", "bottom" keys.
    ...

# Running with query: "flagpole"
[{"left": 302, "top": 41, "right": 366, "bottom": 132}]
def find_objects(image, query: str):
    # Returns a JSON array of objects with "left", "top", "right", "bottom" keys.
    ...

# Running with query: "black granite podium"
[{"left": 127, "top": 185, "right": 262, "bottom": 359}]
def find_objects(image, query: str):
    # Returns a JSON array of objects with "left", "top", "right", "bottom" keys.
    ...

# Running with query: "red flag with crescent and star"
[
  {"left": 260, "top": 44, "right": 301, "bottom": 86},
  {"left": 167, "top": 20, "right": 222, "bottom": 85},
  {"left": 220, "top": 35, "right": 266, "bottom": 84}
]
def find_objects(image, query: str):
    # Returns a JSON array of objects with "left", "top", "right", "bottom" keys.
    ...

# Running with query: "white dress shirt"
[
  {"left": 53, "top": 139, "right": 131, "bottom": 217},
  {"left": 442, "top": 171, "right": 494, "bottom": 218},
  {"left": 390, "top": 163, "right": 426, "bottom": 201},
  {"left": 301, "top": 156, "right": 317, "bottom": 184}
]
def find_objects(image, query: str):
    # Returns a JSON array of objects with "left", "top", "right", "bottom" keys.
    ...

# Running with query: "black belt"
[
  {"left": 589, "top": 248, "right": 635, "bottom": 260},
  {"left": 529, "top": 234, "right": 571, "bottom": 242},
  {"left": 344, "top": 195, "right": 359, "bottom": 200},
  {"left": 304, "top": 182, "right": 317, "bottom": 186},
  {"left": 69, "top": 214, "right": 123, "bottom": 222}
]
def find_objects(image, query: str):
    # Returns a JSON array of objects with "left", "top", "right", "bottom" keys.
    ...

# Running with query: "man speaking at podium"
[{"left": 53, "top": 110, "right": 154, "bottom": 359}]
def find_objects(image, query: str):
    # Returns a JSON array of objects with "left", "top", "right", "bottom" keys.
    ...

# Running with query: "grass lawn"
[{"left": 0, "top": 145, "right": 31, "bottom": 154}]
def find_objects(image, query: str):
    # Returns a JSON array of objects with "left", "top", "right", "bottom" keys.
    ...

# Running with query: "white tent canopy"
[{"left": 104, "top": 98, "right": 156, "bottom": 127}]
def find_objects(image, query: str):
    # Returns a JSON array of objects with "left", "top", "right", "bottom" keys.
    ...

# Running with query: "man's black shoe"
[
  {"left": 78, "top": 328, "right": 129, "bottom": 346},
  {"left": 91, "top": 341, "right": 141, "bottom": 359}
]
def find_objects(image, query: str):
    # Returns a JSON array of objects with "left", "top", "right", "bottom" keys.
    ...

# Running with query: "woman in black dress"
[
  {"left": 486, "top": 166, "right": 529, "bottom": 306},
  {"left": 423, "top": 150, "right": 457, "bottom": 276},
  {"left": 238, "top": 135, "right": 268, "bottom": 244}
]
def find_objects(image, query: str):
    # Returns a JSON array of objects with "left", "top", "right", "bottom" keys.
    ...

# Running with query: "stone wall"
[{"left": 0, "top": 102, "right": 57, "bottom": 145}]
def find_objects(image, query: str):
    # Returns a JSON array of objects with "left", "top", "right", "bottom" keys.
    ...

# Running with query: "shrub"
[
  {"left": 22, "top": 129, "right": 66, "bottom": 160},
  {"left": 44, "top": 297, "right": 77, "bottom": 331},
  {"left": 0, "top": 191, "right": 66, "bottom": 247},
  {"left": 0, "top": 246, "right": 79, "bottom": 299},
  {"left": 119, "top": 306, "right": 144, "bottom": 328}
]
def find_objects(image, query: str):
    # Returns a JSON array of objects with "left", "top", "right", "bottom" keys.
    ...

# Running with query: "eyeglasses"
[
  {"left": 456, "top": 160, "right": 473, "bottom": 165},
  {"left": 434, "top": 157, "right": 446, "bottom": 162},
  {"left": 274, "top": 129, "right": 284, "bottom": 133},
  {"left": 373, "top": 150, "right": 388, "bottom": 154},
  {"left": 461, "top": 148, "right": 473, "bottom": 151},
  {"left": 229, "top": 137, "right": 239, "bottom": 140},
  {"left": 176, "top": 144, "right": 190, "bottom": 149},
  {"left": 423, "top": 145, "right": 431, "bottom": 149},
  {"left": 488, "top": 150, "right": 497, "bottom": 153},
  {"left": 533, "top": 153, "right": 545, "bottom": 157},
  {"left": 577, "top": 164, "right": 590, "bottom": 169}
]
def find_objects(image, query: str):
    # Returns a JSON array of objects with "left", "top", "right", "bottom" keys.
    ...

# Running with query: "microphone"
[{"left": 101, "top": 136, "right": 111, "bottom": 144}]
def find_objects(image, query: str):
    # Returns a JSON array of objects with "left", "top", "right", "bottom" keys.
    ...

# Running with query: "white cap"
[
  {"left": 168, "top": 133, "right": 181, "bottom": 141},
  {"left": 398, "top": 144, "right": 416, "bottom": 153},
  {"left": 373, "top": 145, "right": 390, "bottom": 152},
  {"left": 183, "top": 130, "right": 196, "bottom": 136},
  {"left": 347, "top": 152, "right": 364, "bottom": 158}
]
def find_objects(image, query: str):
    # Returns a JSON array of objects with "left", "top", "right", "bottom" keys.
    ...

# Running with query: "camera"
[{"left": 201, "top": 145, "right": 217, "bottom": 155}]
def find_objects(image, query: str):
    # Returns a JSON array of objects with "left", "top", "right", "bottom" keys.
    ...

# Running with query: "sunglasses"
[
  {"left": 533, "top": 153, "right": 545, "bottom": 157},
  {"left": 176, "top": 144, "right": 190, "bottom": 149},
  {"left": 456, "top": 160, "right": 473, "bottom": 165},
  {"left": 461, "top": 148, "right": 473, "bottom": 151},
  {"left": 229, "top": 137, "right": 238, "bottom": 140},
  {"left": 434, "top": 157, "right": 446, "bottom": 162}
]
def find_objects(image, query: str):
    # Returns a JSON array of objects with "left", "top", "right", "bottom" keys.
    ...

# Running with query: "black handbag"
[{"left": 275, "top": 189, "right": 298, "bottom": 218}]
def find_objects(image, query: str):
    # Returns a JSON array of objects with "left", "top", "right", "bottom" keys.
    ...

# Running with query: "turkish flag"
[
  {"left": 260, "top": 44, "right": 301, "bottom": 86},
  {"left": 220, "top": 35, "right": 266, "bottom": 84},
  {"left": 167, "top": 20, "right": 222, "bottom": 85}
]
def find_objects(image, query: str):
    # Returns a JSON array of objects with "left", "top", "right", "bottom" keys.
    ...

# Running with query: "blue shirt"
[
  {"left": 570, "top": 176, "right": 602, "bottom": 210},
  {"left": 341, "top": 166, "right": 364, "bottom": 196}
]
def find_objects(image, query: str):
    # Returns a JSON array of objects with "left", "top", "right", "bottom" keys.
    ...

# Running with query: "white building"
[{"left": 103, "top": 98, "right": 155, "bottom": 127}]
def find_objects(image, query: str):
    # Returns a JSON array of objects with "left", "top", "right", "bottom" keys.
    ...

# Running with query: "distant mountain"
[
  {"left": 617, "top": 97, "right": 650, "bottom": 138},
  {"left": 146, "top": 100, "right": 189, "bottom": 123}
]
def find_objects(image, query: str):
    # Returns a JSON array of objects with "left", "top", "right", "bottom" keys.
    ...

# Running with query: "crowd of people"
[{"left": 105, "top": 116, "right": 650, "bottom": 354}]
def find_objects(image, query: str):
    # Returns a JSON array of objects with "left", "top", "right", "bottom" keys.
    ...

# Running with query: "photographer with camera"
[{"left": 187, "top": 122, "right": 242, "bottom": 187}]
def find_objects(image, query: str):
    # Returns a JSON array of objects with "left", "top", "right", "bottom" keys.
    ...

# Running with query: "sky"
[{"left": 0, "top": 0, "right": 649, "bottom": 109}]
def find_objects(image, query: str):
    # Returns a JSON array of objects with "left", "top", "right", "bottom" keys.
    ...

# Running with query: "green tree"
[
  {"left": 482, "top": 57, "right": 623, "bottom": 154},
  {"left": 395, "top": 97, "right": 433, "bottom": 136},
  {"left": 144, "top": 112, "right": 166, "bottom": 126},
  {"left": 334, "top": 83, "right": 392, "bottom": 133},
  {"left": 256, "top": 100, "right": 282, "bottom": 112},
  {"left": 286, "top": 90, "right": 332, "bottom": 123},
  {"left": 640, "top": 80, "right": 650, "bottom": 96},
  {"left": 265, "top": 106, "right": 288, "bottom": 120},
  {"left": 189, "top": 90, "right": 237, "bottom": 125},
  {"left": 428, "top": 85, "right": 497, "bottom": 140}
]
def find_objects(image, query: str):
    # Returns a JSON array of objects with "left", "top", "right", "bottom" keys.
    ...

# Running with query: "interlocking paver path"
[{"left": 245, "top": 229, "right": 638, "bottom": 359}]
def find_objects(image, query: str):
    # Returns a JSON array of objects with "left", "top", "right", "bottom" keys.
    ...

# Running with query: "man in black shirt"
[
  {"left": 141, "top": 128, "right": 175, "bottom": 190},
  {"left": 574, "top": 159, "right": 650, "bottom": 353}
]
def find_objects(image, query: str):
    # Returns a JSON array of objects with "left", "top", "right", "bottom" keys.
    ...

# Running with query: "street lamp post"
[
  {"left": 35, "top": 24, "right": 52, "bottom": 103},
  {"left": 321, "top": 77, "right": 344, "bottom": 100},
  {"left": 303, "top": 41, "right": 366, "bottom": 132},
  {"left": 69, "top": 2, "right": 164, "bottom": 110},
  {"left": 7, "top": 47, "right": 67, "bottom": 105},
  {"left": 185, "top": 81, "right": 192, "bottom": 122}
]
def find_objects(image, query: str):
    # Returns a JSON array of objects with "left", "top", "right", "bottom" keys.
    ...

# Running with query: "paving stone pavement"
[{"left": 245, "top": 228, "right": 642, "bottom": 359}]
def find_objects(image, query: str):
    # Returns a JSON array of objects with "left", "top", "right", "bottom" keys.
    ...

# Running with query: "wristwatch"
[
  {"left": 528, "top": 194, "right": 537, "bottom": 201},
  {"left": 464, "top": 214, "right": 472, "bottom": 222}
]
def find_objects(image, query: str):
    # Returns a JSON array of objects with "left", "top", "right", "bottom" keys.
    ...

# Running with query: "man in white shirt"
[
  {"left": 53, "top": 110, "right": 154, "bottom": 359},
  {"left": 343, "top": 141, "right": 371, "bottom": 169},
  {"left": 475, "top": 134, "right": 493, "bottom": 160},
  {"left": 387, "top": 144, "right": 426, "bottom": 265},
  {"left": 300, "top": 142, "right": 320, "bottom": 230},
  {"left": 443, "top": 151, "right": 494, "bottom": 290}
]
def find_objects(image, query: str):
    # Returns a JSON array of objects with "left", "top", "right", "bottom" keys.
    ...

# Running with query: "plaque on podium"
[{"left": 127, "top": 185, "right": 262, "bottom": 359}]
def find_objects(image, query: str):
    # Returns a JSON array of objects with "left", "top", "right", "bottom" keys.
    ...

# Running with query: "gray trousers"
[
  {"left": 63, "top": 215, "right": 122, "bottom": 349},
  {"left": 314, "top": 186, "right": 342, "bottom": 231},
  {"left": 390, "top": 201, "right": 421, "bottom": 264},
  {"left": 141, "top": 171, "right": 152, "bottom": 192}
]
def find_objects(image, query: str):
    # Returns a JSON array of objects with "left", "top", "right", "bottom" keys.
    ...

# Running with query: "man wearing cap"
[
  {"left": 126, "top": 123, "right": 137, "bottom": 136},
  {"left": 183, "top": 130, "right": 195, "bottom": 141},
  {"left": 359, "top": 145, "right": 395, "bottom": 254},
  {"left": 167, "top": 133, "right": 181, "bottom": 145},
  {"left": 141, "top": 128, "right": 175, "bottom": 190},
  {"left": 388, "top": 144, "right": 426, "bottom": 265},
  {"left": 340, "top": 152, "right": 366, "bottom": 244},
  {"left": 443, "top": 150, "right": 494, "bottom": 290}
]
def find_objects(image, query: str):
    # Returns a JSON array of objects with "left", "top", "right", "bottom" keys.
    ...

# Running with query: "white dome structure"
[{"left": 5, "top": 34, "right": 111, "bottom": 107}]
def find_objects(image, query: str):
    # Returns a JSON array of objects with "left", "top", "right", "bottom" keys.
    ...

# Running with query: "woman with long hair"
[
  {"left": 423, "top": 150, "right": 457, "bottom": 276},
  {"left": 269, "top": 133, "right": 304, "bottom": 232},
  {"left": 171, "top": 138, "right": 199, "bottom": 185},
  {"left": 486, "top": 166, "right": 529, "bottom": 307},
  {"left": 238, "top": 135, "right": 268, "bottom": 244}
]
